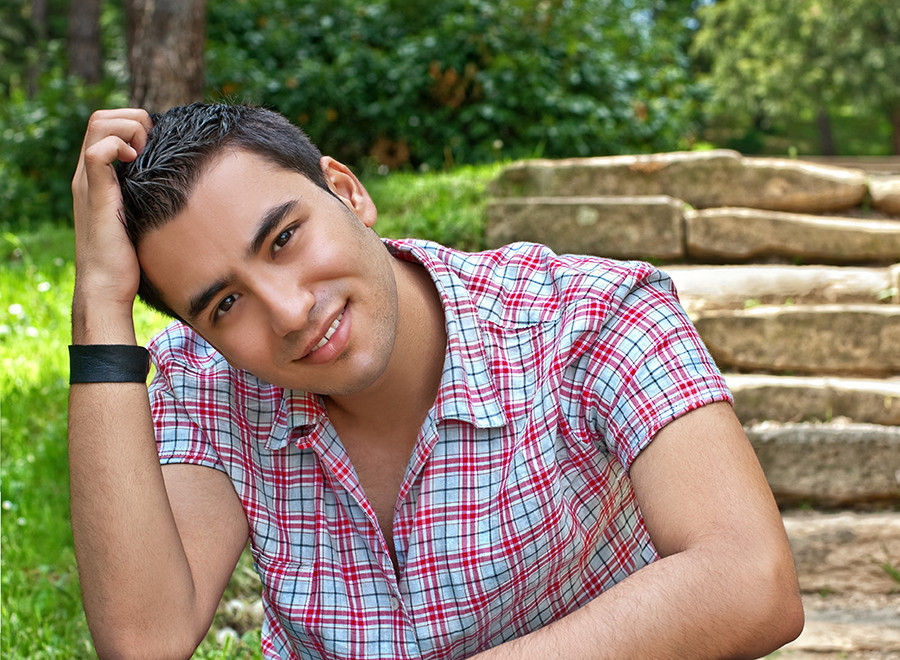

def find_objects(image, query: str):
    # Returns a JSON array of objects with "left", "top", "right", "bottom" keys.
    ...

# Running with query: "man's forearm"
[
  {"left": 68, "top": 302, "right": 205, "bottom": 658},
  {"left": 475, "top": 404, "right": 803, "bottom": 659},
  {"left": 472, "top": 539, "right": 801, "bottom": 660}
]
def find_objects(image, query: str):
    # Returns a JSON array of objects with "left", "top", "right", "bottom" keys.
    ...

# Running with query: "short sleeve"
[
  {"left": 147, "top": 331, "right": 226, "bottom": 472},
  {"left": 582, "top": 266, "right": 733, "bottom": 470},
  {"left": 148, "top": 369, "right": 225, "bottom": 471}
]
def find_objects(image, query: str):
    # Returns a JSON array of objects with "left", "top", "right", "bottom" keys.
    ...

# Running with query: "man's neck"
[{"left": 324, "top": 258, "right": 447, "bottom": 443}]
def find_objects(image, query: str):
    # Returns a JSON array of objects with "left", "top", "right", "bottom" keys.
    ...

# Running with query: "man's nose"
[{"left": 258, "top": 278, "right": 315, "bottom": 337}]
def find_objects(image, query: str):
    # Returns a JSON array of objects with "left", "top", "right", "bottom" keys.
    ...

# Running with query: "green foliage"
[
  {"left": 205, "top": 0, "right": 703, "bottom": 170},
  {"left": 692, "top": 0, "right": 900, "bottom": 154},
  {"left": 0, "top": 61, "right": 128, "bottom": 231},
  {"left": 0, "top": 0, "right": 128, "bottom": 232}
]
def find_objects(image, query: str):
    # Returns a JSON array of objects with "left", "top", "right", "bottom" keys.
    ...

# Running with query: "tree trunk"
[
  {"left": 68, "top": 0, "right": 103, "bottom": 84},
  {"left": 816, "top": 107, "right": 836, "bottom": 156},
  {"left": 124, "top": 0, "right": 206, "bottom": 113}
]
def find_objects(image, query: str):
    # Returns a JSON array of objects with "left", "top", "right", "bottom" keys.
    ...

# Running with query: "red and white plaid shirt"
[{"left": 147, "top": 240, "right": 731, "bottom": 659}]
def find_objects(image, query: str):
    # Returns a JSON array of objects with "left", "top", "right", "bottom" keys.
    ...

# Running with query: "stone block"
[
  {"left": 782, "top": 593, "right": 900, "bottom": 656},
  {"left": 665, "top": 265, "right": 895, "bottom": 315},
  {"left": 870, "top": 175, "right": 900, "bottom": 216},
  {"left": 726, "top": 374, "right": 900, "bottom": 426},
  {"left": 783, "top": 511, "right": 900, "bottom": 596},
  {"left": 485, "top": 196, "right": 684, "bottom": 260},
  {"left": 742, "top": 157, "right": 869, "bottom": 212},
  {"left": 692, "top": 305, "right": 900, "bottom": 376},
  {"left": 490, "top": 150, "right": 868, "bottom": 212},
  {"left": 747, "top": 421, "right": 900, "bottom": 507},
  {"left": 685, "top": 208, "right": 900, "bottom": 264}
]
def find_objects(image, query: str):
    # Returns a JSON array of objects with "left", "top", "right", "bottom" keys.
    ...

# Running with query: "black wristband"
[{"left": 69, "top": 344, "right": 151, "bottom": 384}]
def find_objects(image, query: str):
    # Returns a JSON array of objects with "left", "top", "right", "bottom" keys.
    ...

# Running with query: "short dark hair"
[{"left": 116, "top": 103, "right": 330, "bottom": 319}]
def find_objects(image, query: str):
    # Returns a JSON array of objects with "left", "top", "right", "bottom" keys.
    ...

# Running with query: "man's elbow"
[
  {"left": 89, "top": 618, "right": 207, "bottom": 660},
  {"left": 739, "top": 546, "right": 805, "bottom": 657}
]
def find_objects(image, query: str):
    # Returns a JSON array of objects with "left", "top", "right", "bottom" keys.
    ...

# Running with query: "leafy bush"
[
  {"left": 206, "top": 0, "right": 702, "bottom": 171},
  {"left": 0, "top": 44, "right": 127, "bottom": 231}
]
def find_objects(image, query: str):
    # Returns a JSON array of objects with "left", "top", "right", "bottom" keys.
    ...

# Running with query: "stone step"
[
  {"left": 684, "top": 207, "right": 900, "bottom": 264},
  {"left": 774, "top": 594, "right": 900, "bottom": 658},
  {"left": 485, "top": 195, "right": 684, "bottom": 261},
  {"left": 773, "top": 511, "right": 900, "bottom": 658},
  {"left": 485, "top": 197, "right": 900, "bottom": 265},
  {"left": 871, "top": 176, "right": 900, "bottom": 216},
  {"left": 489, "top": 150, "right": 870, "bottom": 213},
  {"left": 783, "top": 510, "right": 900, "bottom": 596},
  {"left": 692, "top": 304, "right": 900, "bottom": 377},
  {"left": 666, "top": 264, "right": 899, "bottom": 314},
  {"left": 747, "top": 422, "right": 900, "bottom": 507},
  {"left": 726, "top": 373, "right": 900, "bottom": 426}
]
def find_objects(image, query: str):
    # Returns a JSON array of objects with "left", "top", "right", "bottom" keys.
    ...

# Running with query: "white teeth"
[{"left": 312, "top": 310, "right": 343, "bottom": 351}]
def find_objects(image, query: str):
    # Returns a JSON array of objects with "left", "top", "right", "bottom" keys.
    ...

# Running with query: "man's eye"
[
  {"left": 216, "top": 294, "right": 236, "bottom": 317},
  {"left": 273, "top": 228, "right": 293, "bottom": 252}
]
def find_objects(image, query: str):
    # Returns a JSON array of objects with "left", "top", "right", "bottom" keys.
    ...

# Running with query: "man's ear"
[{"left": 320, "top": 156, "right": 377, "bottom": 228}]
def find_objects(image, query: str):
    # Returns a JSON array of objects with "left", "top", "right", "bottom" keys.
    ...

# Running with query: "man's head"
[
  {"left": 117, "top": 103, "right": 331, "bottom": 318},
  {"left": 124, "top": 105, "right": 400, "bottom": 394}
]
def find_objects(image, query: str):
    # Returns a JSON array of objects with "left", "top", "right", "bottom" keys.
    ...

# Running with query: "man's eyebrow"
[
  {"left": 247, "top": 199, "right": 300, "bottom": 258},
  {"left": 184, "top": 200, "right": 301, "bottom": 323},
  {"left": 187, "top": 277, "right": 231, "bottom": 323}
]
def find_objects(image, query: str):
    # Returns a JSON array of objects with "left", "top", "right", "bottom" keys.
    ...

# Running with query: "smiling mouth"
[{"left": 311, "top": 308, "right": 345, "bottom": 352}]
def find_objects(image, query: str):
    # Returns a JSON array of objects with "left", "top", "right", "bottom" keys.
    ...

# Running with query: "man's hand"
[{"left": 71, "top": 108, "right": 153, "bottom": 343}]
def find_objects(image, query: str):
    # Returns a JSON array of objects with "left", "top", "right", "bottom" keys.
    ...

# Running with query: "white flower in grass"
[{"left": 215, "top": 627, "right": 239, "bottom": 647}]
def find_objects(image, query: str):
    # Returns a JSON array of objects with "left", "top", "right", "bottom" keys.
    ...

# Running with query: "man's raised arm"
[{"left": 68, "top": 109, "right": 248, "bottom": 659}]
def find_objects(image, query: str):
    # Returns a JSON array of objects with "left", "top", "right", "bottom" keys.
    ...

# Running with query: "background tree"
[
  {"left": 124, "top": 0, "right": 205, "bottom": 111},
  {"left": 67, "top": 0, "right": 102, "bottom": 84},
  {"left": 693, "top": 0, "right": 900, "bottom": 155}
]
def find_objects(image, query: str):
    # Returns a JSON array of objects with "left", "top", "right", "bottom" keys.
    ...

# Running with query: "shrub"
[
  {"left": 206, "top": 0, "right": 702, "bottom": 171},
  {"left": 0, "top": 42, "right": 127, "bottom": 231}
]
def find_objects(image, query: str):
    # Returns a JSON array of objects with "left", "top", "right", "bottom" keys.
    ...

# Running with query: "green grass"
[{"left": 0, "top": 164, "right": 497, "bottom": 658}]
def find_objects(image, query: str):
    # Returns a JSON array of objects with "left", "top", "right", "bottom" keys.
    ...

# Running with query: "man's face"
[{"left": 137, "top": 148, "right": 400, "bottom": 394}]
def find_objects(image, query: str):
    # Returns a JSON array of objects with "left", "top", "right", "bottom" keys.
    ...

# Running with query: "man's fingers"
[
  {"left": 80, "top": 109, "right": 153, "bottom": 161},
  {"left": 83, "top": 135, "right": 138, "bottom": 172},
  {"left": 73, "top": 110, "right": 153, "bottom": 199}
]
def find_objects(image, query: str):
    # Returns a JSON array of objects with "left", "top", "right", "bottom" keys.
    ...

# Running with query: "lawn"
[{"left": 0, "top": 162, "right": 500, "bottom": 658}]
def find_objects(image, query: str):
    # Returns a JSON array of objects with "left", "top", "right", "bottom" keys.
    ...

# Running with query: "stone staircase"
[{"left": 487, "top": 151, "right": 900, "bottom": 658}]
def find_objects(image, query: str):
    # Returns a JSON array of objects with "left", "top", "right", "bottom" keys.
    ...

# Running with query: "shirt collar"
[{"left": 385, "top": 239, "right": 507, "bottom": 429}]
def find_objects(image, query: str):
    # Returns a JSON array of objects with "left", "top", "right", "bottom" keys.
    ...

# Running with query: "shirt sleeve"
[
  {"left": 581, "top": 264, "right": 733, "bottom": 471},
  {"left": 147, "top": 338, "right": 226, "bottom": 472}
]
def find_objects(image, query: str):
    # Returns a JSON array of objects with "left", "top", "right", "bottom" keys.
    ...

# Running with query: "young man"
[{"left": 69, "top": 103, "right": 803, "bottom": 659}]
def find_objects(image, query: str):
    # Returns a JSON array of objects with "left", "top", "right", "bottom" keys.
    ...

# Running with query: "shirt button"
[{"left": 389, "top": 596, "right": 400, "bottom": 611}]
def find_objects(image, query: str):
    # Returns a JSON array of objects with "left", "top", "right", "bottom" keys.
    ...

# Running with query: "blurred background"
[
  {"left": 2, "top": 0, "right": 898, "bottom": 232},
  {"left": 1, "top": 2, "right": 898, "bottom": 658}
]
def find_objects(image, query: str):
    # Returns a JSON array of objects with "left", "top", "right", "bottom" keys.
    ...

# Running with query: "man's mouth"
[{"left": 311, "top": 308, "right": 345, "bottom": 352}]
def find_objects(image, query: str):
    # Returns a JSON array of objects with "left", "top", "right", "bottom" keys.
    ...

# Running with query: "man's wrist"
[{"left": 71, "top": 288, "right": 138, "bottom": 345}]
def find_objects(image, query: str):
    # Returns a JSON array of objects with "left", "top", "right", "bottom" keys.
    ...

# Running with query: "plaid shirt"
[{"left": 147, "top": 240, "right": 731, "bottom": 659}]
